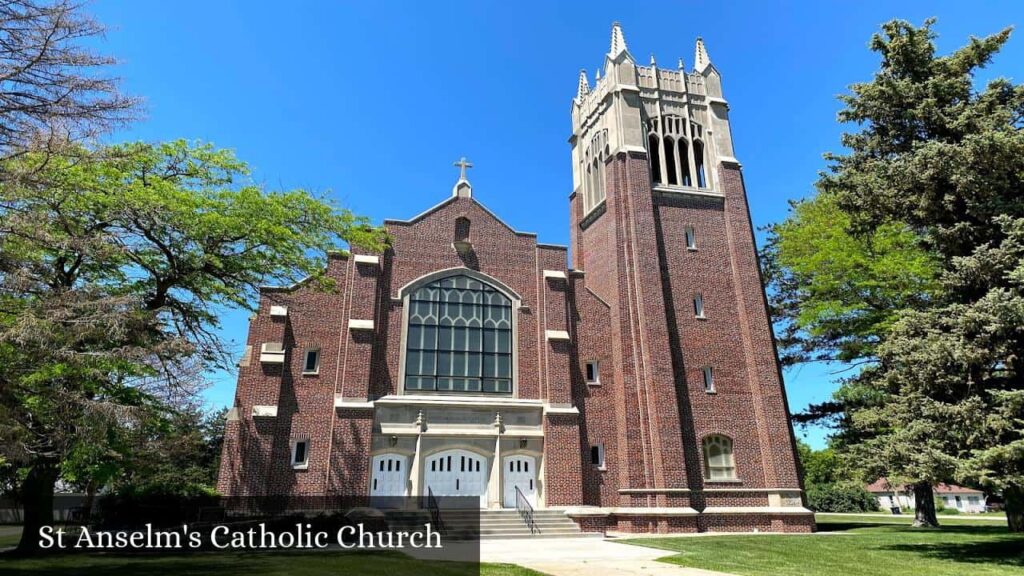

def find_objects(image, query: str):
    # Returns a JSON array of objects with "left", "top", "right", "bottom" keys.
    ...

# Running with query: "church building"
[{"left": 218, "top": 24, "right": 814, "bottom": 534}]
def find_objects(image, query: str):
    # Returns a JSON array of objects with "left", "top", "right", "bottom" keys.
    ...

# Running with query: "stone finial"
[
  {"left": 650, "top": 53, "right": 656, "bottom": 66},
  {"left": 694, "top": 36, "right": 711, "bottom": 72},
  {"left": 678, "top": 57, "right": 685, "bottom": 70},
  {"left": 595, "top": 68, "right": 601, "bottom": 82},
  {"left": 576, "top": 69, "right": 590, "bottom": 101},
  {"left": 415, "top": 409, "right": 426, "bottom": 431},
  {"left": 609, "top": 21, "right": 628, "bottom": 57}
]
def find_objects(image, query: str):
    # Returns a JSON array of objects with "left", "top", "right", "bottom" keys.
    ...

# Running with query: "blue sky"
[{"left": 90, "top": 1, "right": 1023, "bottom": 449}]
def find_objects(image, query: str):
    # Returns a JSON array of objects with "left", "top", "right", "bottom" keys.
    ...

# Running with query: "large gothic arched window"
[{"left": 405, "top": 275, "right": 513, "bottom": 394}]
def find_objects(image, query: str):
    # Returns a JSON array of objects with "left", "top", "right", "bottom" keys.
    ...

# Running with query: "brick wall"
[{"left": 218, "top": 160, "right": 809, "bottom": 533}]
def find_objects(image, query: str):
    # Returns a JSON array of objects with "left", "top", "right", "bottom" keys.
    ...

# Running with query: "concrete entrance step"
[
  {"left": 481, "top": 530, "right": 603, "bottom": 540},
  {"left": 442, "top": 511, "right": 571, "bottom": 518},
  {"left": 385, "top": 508, "right": 596, "bottom": 539}
]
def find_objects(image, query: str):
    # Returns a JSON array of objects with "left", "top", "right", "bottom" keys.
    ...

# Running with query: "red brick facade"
[
  {"left": 217, "top": 161, "right": 812, "bottom": 532},
  {"left": 218, "top": 27, "right": 813, "bottom": 534}
]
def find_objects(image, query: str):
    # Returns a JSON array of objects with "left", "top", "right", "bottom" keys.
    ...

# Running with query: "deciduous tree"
[
  {"left": 761, "top": 191, "right": 942, "bottom": 525},
  {"left": 0, "top": 0, "right": 136, "bottom": 160},
  {"left": 0, "top": 140, "right": 386, "bottom": 553}
]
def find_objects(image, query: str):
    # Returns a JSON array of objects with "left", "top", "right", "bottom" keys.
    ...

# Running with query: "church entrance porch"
[{"left": 366, "top": 395, "right": 547, "bottom": 509}]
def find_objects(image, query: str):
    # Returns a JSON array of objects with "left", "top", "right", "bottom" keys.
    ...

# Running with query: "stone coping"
[
  {"left": 564, "top": 505, "right": 813, "bottom": 517},
  {"left": 617, "top": 487, "right": 803, "bottom": 495},
  {"left": 375, "top": 395, "right": 545, "bottom": 409},
  {"left": 702, "top": 506, "right": 814, "bottom": 515},
  {"left": 564, "top": 507, "right": 699, "bottom": 517}
]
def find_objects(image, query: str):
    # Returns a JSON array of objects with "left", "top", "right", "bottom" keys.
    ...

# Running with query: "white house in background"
[{"left": 866, "top": 478, "right": 987, "bottom": 513}]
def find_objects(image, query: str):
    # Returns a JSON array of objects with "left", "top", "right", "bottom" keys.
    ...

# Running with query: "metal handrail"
[
  {"left": 515, "top": 486, "right": 538, "bottom": 534},
  {"left": 426, "top": 486, "right": 445, "bottom": 534}
]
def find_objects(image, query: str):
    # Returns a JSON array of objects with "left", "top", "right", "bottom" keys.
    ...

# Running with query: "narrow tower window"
[
  {"left": 648, "top": 134, "right": 662, "bottom": 184},
  {"left": 591, "top": 444, "right": 606, "bottom": 469},
  {"left": 585, "top": 163, "right": 594, "bottom": 211},
  {"left": 702, "top": 366, "right": 715, "bottom": 393},
  {"left": 291, "top": 439, "right": 310, "bottom": 469},
  {"left": 685, "top": 226, "right": 697, "bottom": 250},
  {"left": 694, "top": 294, "right": 705, "bottom": 318},
  {"left": 585, "top": 361, "right": 600, "bottom": 385},
  {"left": 303, "top": 348, "right": 320, "bottom": 374},
  {"left": 593, "top": 158, "right": 605, "bottom": 208},
  {"left": 582, "top": 131, "right": 608, "bottom": 213},
  {"left": 678, "top": 139, "right": 692, "bottom": 186},
  {"left": 693, "top": 139, "right": 707, "bottom": 188},
  {"left": 663, "top": 136, "right": 678, "bottom": 185}
]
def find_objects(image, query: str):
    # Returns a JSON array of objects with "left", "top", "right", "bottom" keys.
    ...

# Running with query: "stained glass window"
[{"left": 405, "top": 275, "right": 513, "bottom": 394}]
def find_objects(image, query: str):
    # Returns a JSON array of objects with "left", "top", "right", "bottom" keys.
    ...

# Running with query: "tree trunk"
[
  {"left": 15, "top": 462, "right": 59, "bottom": 555},
  {"left": 81, "top": 478, "right": 97, "bottom": 523},
  {"left": 1005, "top": 485, "right": 1024, "bottom": 533},
  {"left": 912, "top": 481, "right": 939, "bottom": 528}
]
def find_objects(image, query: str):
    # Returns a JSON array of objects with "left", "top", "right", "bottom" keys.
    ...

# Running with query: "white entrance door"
[
  {"left": 503, "top": 455, "right": 537, "bottom": 508},
  {"left": 370, "top": 454, "right": 408, "bottom": 497},
  {"left": 424, "top": 449, "right": 488, "bottom": 507}
]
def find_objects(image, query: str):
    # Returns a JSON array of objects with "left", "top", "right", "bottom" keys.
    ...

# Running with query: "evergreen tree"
[
  {"left": 823, "top": 19, "right": 1023, "bottom": 531},
  {"left": 765, "top": 18, "right": 1023, "bottom": 530}
]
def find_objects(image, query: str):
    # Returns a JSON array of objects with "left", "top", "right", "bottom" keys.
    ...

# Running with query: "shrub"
[
  {"left": 95, "top": 491, "right": 221, "bottom": 529},
  {"left": 806, "top": 483, "right": 880, "bottom": 513}
]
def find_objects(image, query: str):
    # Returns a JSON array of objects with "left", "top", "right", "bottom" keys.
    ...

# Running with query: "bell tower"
[
  {"left": 570, "top": 23, "right": 736, "bottom": 258},
  {"left": 568, "top": 23, "right": 807, "bottom": 527}
]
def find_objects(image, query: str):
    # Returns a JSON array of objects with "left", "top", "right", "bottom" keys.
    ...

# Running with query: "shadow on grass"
[
  {"left": 880, "top": 539, "right": 1024, "bottom": 568},
  {"left": 0, "top": 550, "right": 477, "bottom": 576},
  {"left": 817, "top": 522, "right": 1011, "bottom": 536},
  {"left": 819, "top": 522, "right": 1024, "bottom": 569},
  {"left": 3, "top": 553, "right": 264, "bottom": 576},
  {"left": 815, "top": 521, "right": 894, "bottom": 532}
]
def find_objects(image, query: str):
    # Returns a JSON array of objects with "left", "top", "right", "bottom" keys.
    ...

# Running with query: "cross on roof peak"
[
  {"left": 452, "top": 156, "right": 474, "bottom": 198},
  {"left": 454, "top": 156, "right": 474, "bottom": 181}
]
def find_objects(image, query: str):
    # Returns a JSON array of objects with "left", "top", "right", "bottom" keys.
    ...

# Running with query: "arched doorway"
[
  {"left": 424, "top": 449, "right": 488, "bottom": 507},
  {"left": 370, "top": 453, "right": 408, "bottom": 497},
  {"left": 502, "top": 455, "right": 537, "bottom": 508}
]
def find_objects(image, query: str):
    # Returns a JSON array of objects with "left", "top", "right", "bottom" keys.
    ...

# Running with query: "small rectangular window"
[
  {"left": 694, "top": 294, "right": 705, "bottom": 318},
  {"left": 685, "top": 226, "right": 697, "bottom": 250},
  {"left": 590, "top": 444, "right": 606, "bottom": 469},
  {"left": 585, "top": 361, "right": 600, "bottom": 385},
  {"left": 303, "top": 349, "right": 320, "bottom": 374},
  {"left": 703, "top": 366, "right": 715, "bottom": 393},
  {"left": 291, "top": 439, "right": 309, "bottom": 469}
]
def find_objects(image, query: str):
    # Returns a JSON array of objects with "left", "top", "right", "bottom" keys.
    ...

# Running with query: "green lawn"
[
  {"left": 0, "top": 527, "right": 22, "bottom": 549},
  {"left": 623, "top": 517, "right": 1024, "bottom": 576},
  {"left": 815, "top": 512, "right": 1008, "bottom": 526},
  {"left": 833, "top": 510, "right": 1009, "bottom": 519},
  {"left": 0, "top": 540, "right": 541, "bottom": 576}
]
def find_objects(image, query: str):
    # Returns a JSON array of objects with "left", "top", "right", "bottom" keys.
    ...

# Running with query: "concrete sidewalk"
[{"left": 480, "top": 537, "right": 734, "bottom": 576}]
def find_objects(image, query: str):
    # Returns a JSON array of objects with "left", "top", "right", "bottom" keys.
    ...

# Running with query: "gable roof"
[
  {"left": 865, "top": 477, "right": 984, "bottom": 495},
  {"left": 383, "top": 195, "right": 538, "bottom": 238}
]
